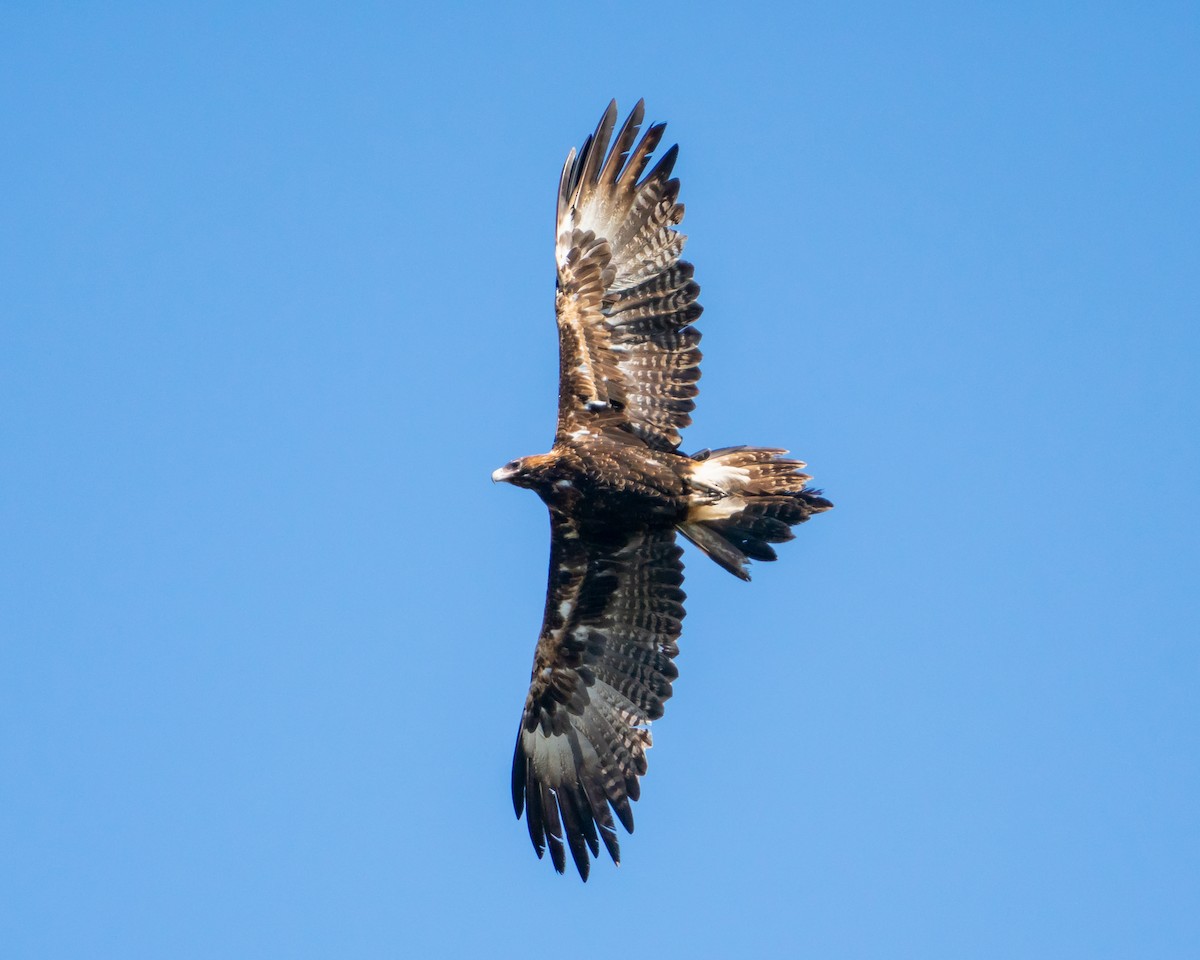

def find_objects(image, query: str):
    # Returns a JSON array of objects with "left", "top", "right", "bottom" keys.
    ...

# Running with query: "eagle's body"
[
  {"left": 493, "top": 101, "right": 831, "bottom": 879},
  {"left": 495, "top": 434, "right": 689, "bottom": 523}
]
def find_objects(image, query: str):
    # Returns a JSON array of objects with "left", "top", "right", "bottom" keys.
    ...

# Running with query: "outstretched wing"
[
  {"left": 512, "top": 512, "right": 685, "bottom": 879},
  {"left": 555, "top": 100, "right": 703, "bottom": 452}
]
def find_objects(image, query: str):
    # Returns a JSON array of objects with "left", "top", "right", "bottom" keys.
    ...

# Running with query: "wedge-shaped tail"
[{"left": 678, "top": 446, "right": 832, "bottom": 580}]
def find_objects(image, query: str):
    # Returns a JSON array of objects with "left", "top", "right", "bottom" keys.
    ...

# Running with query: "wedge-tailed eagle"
[{"left": 493, "top": 100, "right": 831, "bottom": 879}]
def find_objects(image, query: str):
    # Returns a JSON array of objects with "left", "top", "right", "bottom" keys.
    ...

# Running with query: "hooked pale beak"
[{"left": 492, "top": 462, "right": 518, "bottom": 484}]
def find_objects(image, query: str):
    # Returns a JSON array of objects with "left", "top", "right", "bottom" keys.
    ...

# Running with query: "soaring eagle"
[{"left": 493, "top": 101, "right": 831, "bottom": 879}]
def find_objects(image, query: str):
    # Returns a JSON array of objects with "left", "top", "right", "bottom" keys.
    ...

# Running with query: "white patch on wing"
[
  {"left": 569, "top": 428, "right": 591, "bottom": 439},
  {"left": 558, "top": 599, "right": 573, "bottom": 620}
]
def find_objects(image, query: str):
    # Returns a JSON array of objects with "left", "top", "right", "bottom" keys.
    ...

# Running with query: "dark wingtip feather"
[
  {"left": 542, "top": 785, "right": 567, "bottom": 874},
  {"left": 646, "top": 142, "right": 679, "bottom": 183},
  {"left": 611, "top": 793, "right": 635, "bottom": 834},
  {"left": 511, "top": 733, "right": 526, "bottom": 818},
  {"left": 524, "top": 766, "right": 547, "bottom": 857},
  {"left": 558, "top": 789, "right": 594, "bottom": 880},
  {"left": 599, "top": 823, "right": 621, "bottom": 865}
]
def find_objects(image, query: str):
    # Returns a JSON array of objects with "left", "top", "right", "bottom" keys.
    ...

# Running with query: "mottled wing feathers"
[
  {"left": 512, "top": 513, "right": 685, "bottom": 879},
  {"left": 555, "top": 100, "right": 703, "bottom": 451}
]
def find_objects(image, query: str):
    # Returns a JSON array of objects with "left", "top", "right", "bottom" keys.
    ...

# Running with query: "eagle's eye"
[{"left": 507, "top": 459, "right": 521, "bottom": 471}]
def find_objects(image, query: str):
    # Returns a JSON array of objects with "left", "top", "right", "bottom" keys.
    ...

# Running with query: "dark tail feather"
[{"left": 677, "top": 521, "right": 754, "bottom": 580}]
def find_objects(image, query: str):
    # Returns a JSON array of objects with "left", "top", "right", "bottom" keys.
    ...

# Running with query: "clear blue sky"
[{"left": 3, "top": 3, "right": 1197, "bottom": 957}]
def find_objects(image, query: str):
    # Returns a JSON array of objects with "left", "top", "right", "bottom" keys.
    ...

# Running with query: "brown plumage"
[{"left": 493, "top": 101, "right": 832, "bottom": 879}]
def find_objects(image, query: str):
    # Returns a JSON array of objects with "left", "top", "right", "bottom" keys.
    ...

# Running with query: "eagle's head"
[{"left": 491, "top": 453, "right": 557, "bottom": 490}]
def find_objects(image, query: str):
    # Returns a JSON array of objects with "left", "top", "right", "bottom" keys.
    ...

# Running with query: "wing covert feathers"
[
  {"left": 555, "top": 100, "right": 702, "bottom": 451},
  {"left": 512, "top": 514, "right": 685, "bottom": 880}
]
